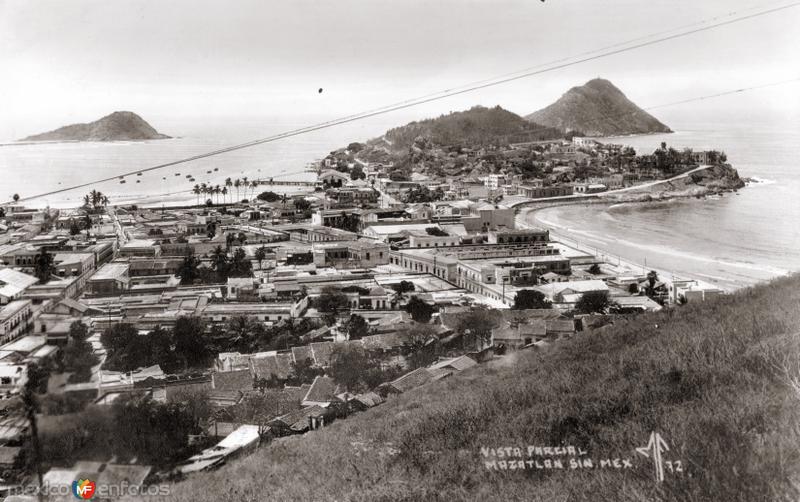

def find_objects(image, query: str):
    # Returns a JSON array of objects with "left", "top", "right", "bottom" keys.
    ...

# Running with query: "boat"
[
  {"left": 175, "top": 173, "right": 181, "bottom": 176},
  {"left": 137, "top": 172, "right": 142, "bottom": 176},
  {"left": 162, "top": 176, "right": 167, "bottom": 180},
  {"left": 213, "top": 168, "right": 218, "bottom": 171},
  {"left": 118, "top": 176, "right": 124, "bottom": 180},
  {"left": 206, "top": 170, "right": 212, "bottom": 174},
  {"left": 120, "top": 180, "right": 126, "bottom": 184},
  {"left": 136, "top": 180, "right": 141, "bottom": 183}
]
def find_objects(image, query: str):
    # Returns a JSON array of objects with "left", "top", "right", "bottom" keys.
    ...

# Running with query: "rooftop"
[
  {"left": 89, "top": 262, "right": 130, "bottom": 281},
  {"left": 0, "top": 300, "right": 31, "bottom": 322}
]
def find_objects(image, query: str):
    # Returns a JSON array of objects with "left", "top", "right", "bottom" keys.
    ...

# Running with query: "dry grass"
[{"left": 162, "top": 275, "right": 800, "bottom": 502}]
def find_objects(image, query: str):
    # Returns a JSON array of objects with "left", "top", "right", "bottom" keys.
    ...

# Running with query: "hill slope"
[
  {"left": 167, "top": 275, "right": 800, "bottom": 501},
  {"left": 21, "top": 111, "right": 170, "bottom": 142},
  {"left": 382, "top": 105, "right": 563, "bottom": 150},
  {"left": 526, "top": 79, "right": 672, "bottom": 137}
]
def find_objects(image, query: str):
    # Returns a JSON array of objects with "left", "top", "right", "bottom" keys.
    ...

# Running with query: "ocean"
[
  {"left": 0, "top": 115, "right": 409, "bottom": 208},
  {"left": 1, "top": 114, "right": 798, "bottom": 290},
  {"left": 528, "top": 122, "right": 800, "bottom": 290}
]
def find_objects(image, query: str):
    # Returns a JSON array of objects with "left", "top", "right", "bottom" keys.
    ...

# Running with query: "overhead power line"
[
  {"left": 4, "top": 1, "right": 799, "bottom": 205},
  {"left": 115, "top": 77, "right": 800, "bottom": 205}
]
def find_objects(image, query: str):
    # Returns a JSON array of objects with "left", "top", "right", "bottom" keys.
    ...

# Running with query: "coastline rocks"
[
  {"left": 609, "top": 164, "right": 744, "bottom": 203},
  {"left": 688, "top": 164, "right": 745, "bottom": 190}
]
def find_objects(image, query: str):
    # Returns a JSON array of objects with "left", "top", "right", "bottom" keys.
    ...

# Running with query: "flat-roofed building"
[
  {"left": 200, "top": 297, "right": 308, "bottom": 324},
  {"left": 0, "top": 300, "right": 33, "bottom": 344},
  {"left": 53, "top": 252, "right": 96, "bottom": 278},
  {"left": 119, "top": 239, "right": 160, "bottom": 258},
  {"left": 487, "top": 228, "right": 549, "bottom": 245},
  {"left": 86, "top": 262, "right": 130, "bottom": 296},
  {"left": 0, "top": 269, "right": 38, "bottom": 304}
]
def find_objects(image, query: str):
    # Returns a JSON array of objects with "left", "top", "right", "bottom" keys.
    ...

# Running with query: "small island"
[{"left": 19, "top": 111, "right": 170, "bottom": 142}]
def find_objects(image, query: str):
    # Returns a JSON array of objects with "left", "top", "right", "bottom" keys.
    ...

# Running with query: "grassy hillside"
[{"left": 166, "top": 275, "right": 800, "bottom": 501}]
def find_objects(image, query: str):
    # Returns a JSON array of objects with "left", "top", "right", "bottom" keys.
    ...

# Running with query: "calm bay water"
[
  {"left": 0, "top": 115, "right": 406, "bottom": 208},
  {"left": 531, "top": 123, "right": 800, "bottom": 290}
]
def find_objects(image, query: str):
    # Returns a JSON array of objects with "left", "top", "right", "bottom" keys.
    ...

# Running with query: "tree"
[
  {"left": 62, "top": 321, "right": 99, "bottom": 383},
  {"left": 21, "top": 362, "right": 45, "bottom": 488},
  {"left": 328, "top": 345, "right": 400, "bottom": 392},
  {"left": 229, "top": 247, "right": 253, "bottom": 277},
  {"left": 344, "top": 314, "right": 370, "bottom": 340},
  {"left": 112, "top": 397, "right": 200, "bottom": 465},
  {"left": 33, "top": 248, "right": 55, "bottom": 284},
  {"left": 402, "top": 324, "right": 439, "bottom": 369},
  {"left": 350, "top": 165, "right": 365, "bottom": 180},
  {"left": 177, "top": 252, "right": 201, "bottom": 285},
  {"left": 588, "top": 263, "right": 602, "bottom": 275},
  {"left": 173, "top": 316, "right": 210, "bottom": 369},
  {"left": 647, "top": 270, "right": 659, "bottom": 291},
  {"left": 425, "top": 226, "right": 448, "bottom": 237},
  {"left": 81, "top": 190, "right": 109, "bottom": 213},
  {"left": 293, "top": 198, "right": 311, "bottom": 212},
  {"left": 391, "top": 280, "right": 415, "bottom": 295},
  {"left": 575, "top": 290, "right": 615, "bottom": 314},
  {"left": 316, "top": 287, "right": 350, "bottom": 315},
  {"left": 512, "top": 289, "right": 552, "bottom": 310},
  {"left": 255, "top": 246, "right": 267, "bottom": 270},
  {"left": 455, "top": 308, "right": 498, "bottom": 351},
  {"left": 257, "top": 191, "right": 280, "bottom": 203},
  {"left": 287, "top": 358, "right": 324, "bottom": 386},
  {"left": 406, "top": 296, "right": 434, "bottom": 323},
  {"left": 211, "top": 245, "right": 229, "bottom": 280},
  {"left": 227, "top": 315, "right": 259, "bottom": 351},
  {"left": 12, "top": 193, "right": 20, "bottom": 203}
]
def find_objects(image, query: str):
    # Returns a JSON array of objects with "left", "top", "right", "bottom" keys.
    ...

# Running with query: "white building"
[
  {"left": 484, "top": 174, "right": 506, "bottom": 190},
  {"left": 0, "top": 300, "right": 33, "bottom": 344}
]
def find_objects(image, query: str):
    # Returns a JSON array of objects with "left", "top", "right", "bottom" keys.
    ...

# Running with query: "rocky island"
[{"left": 19, "top": 111, "right": 170, "bottom": 142}]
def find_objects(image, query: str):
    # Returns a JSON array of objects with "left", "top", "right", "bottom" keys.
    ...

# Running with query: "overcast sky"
[{"left": 1, "top": 0, "right": 799, "bottom": 140}]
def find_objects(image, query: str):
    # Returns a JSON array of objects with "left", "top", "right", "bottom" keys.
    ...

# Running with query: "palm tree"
[
  {"left": 225, "top": 178, "right": 233, "bottom": 203},
  {"left": 12, "top": 193, "right": 20, "bottom": 203},
  {"left": 250, "top": 180, "right": 258, "bottom": 200},
  {"left": 255, "top": 246, "right": 267, "bottom": 271},
  {"left": 281, "top": 193, "right": 288, "bottom": 207},
  {"left": 193, "top": 185, "right": 201, "bottom": 206},
  {"left": 234, "top": 179, "right": 241, "bottom": 202},
  {"left": 222, "top": 186, "right": 228, "bottom": 204}
]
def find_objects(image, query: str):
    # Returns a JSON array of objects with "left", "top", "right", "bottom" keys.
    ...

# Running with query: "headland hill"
[{"left": 320, "top": 77, "right": 743, "bottom": 208}]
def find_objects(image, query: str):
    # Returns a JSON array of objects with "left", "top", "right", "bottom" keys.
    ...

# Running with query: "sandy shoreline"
[{"left": 516, "top": 204, "right": 731, "bottom": 293}]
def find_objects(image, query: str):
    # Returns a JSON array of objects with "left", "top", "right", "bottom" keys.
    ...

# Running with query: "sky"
[{"left": 1, "top": 0, "right": 799, "bottom": 141}]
